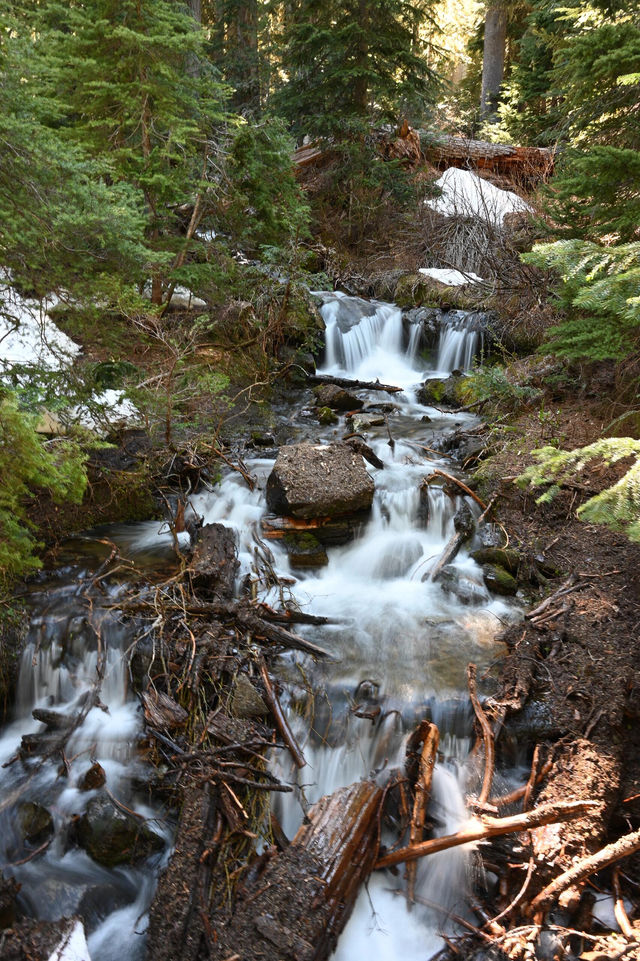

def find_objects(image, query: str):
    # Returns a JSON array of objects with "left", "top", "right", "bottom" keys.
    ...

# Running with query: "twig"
[
  {"left": 427, "top": 469, "right": 487, "bottom": 510},
  {"left": 259, "top": 659, "right": 306, "bottom": 769}
]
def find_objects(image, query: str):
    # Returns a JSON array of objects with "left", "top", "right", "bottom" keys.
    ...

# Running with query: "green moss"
[{"left": 317, "top": 406, "right": 338, "bottom": 425}]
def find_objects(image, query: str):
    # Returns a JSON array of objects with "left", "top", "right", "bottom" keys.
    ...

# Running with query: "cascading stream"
[
  {"left": 0, "top": 293, "right": 513, "bottom": 960},
  {"left": 194, "top": 294, "right": 516, "bottom": 958}
]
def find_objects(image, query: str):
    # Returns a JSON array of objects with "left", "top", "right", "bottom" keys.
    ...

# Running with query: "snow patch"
[
  {"left": 418, "top": 267, "right": 484, "bottom": 286},
  {"left": 425, "top": 167, "right": 532, "bottom": 227},
  {"left": 47, "top": 920, "right": 92, "bottom": 961},
  {"left": 0, "top": 284, "right": 80, "bottom": 370}
]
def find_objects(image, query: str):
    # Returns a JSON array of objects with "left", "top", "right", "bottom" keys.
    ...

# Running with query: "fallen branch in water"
[
  {"left": 406, "top": 721, "right": 439, "bottom": 905},
  {"left": 489, "top": 760, "right": 554, "bottom": 809},
  {"left": 375, "top": 800, "right": 598, "bottom": 870},
  {"left": 259, "top": 659, "right": 306, "bottom": 769},
  {"left": 426, "top": 469, "right": 487, "bottom": 511},
  {"left": 467, "top": 664, "right": 495, "bottom": 806},
  {"left": 528, "top": 826, "right": 640, "bottom": 921}
]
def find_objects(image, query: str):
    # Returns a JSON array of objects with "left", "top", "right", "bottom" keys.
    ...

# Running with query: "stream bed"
[{"left": 0, "top": 293, "right": 522, "bottom": 960}]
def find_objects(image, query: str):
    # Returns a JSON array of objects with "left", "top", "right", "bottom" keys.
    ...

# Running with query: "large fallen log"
[
  {"left": 375, "top": 800, "right": 598, "bottom": 870},
  {"left": 212, "top": 780, "right": 383, "bottom": 961},
  {"left": 423, "top": 134, "right": 554, "bottom": 183},
  {"left": 308, "top": 373, "right": 403, "bottom": 395}
]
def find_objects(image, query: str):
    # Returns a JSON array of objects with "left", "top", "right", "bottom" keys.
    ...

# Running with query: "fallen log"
[
  {"left": 308, "top": 373, "right": 403, "bottom": 395},
  {"left": 423, "top": 134, "right": 554, "bottom": 183},
  {"left": 212, "top": 780, "right": 382, "bottom": 961},
  {"left": 375, "top": 800, "right": 598, "bottom": 870},
  {"left": 528, "top": 826, "right": 640, "bottom": 921}
]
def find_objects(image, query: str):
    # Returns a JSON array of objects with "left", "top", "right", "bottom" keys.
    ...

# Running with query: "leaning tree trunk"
[{"left": 480, "top": 5, "right": 507, "bottom": 119}]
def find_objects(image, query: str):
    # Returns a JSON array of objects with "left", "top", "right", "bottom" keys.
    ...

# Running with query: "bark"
[
  {"left": 480, "top": 5, "right": 508, "bottom": 119},
  {"left": 375, "top": 800, "right": 597, "bottom": 870},
  {"left": 212, "top": 781, "right": 383, "bottom": 961}
]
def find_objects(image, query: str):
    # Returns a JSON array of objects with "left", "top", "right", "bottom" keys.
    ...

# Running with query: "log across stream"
[{"left": 0, "top": 293, "right": 524, "bottom": 960}]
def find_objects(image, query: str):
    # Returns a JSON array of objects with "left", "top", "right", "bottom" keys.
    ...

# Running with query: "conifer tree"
[{"left": 273, "top": 0, "right": 440, "bottom": 140}]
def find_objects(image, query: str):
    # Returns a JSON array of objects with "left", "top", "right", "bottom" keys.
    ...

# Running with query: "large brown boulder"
[{"left": 266, "top": 444, "right": 375, "bottom": 519}]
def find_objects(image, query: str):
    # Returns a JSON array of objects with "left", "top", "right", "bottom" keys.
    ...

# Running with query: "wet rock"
[
  {"left": 475, "top": 523, "right": 507, "bottom": 550},
  {"left": 454, "top": 502, "right": 475, "bottom": 540},
  {"left": 313, "top": 383, "right": 363, "bottom": 411},
  {"left": 266, "top": 444, "right": 375, "bottom": 520},
  {"left": 417, "top": 372, "right": 466, "bottom": 408},
  {"left": 16, "top": 802, "right": 54, "bottom": 846},
  {"left": 439, "top": 566, "right": 491, "bottom": 606},
  {"left": 349, "top": 414, "right": 385, "bottom": 432},
  {"left": 482, "top": 563, "right": 518, "bottom": 596},
  {"left": 471, "top": 547, "right": 521, "bottom": 575},
  {"left": 76, "top": 794, "right": 164, "bottom": 867},
  {"left": 230, "top": 675, "right": 269, "bottom": 719},
  {"left": 317, "top": 406, "right": 338, "bottom": 425},
  {"left": 78, "top": 881, "right": 138, "bottom": 934},
  {"left": 78, "top": 762, "right": 107, "bottom": 792},
  {"left": 282, "top": 532, "right": 329, "bottom": 568}
]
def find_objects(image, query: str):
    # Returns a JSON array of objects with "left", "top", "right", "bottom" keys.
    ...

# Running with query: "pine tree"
[
  {"left": 273, "top": 0, "right": 441, "bottom": 140},
  {"left": 38, "top": 0, "right": 229, "bottom": 302}
]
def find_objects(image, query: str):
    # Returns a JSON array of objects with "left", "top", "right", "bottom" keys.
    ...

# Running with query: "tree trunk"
[{"left": 480, "top": 5, "right": 507, "bottom": 118}]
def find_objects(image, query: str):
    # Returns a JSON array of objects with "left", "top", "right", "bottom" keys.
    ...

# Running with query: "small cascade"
[
  {"left": 437, "top": 311, "right": 483, "bottom": 373},
  {"left": 0, "top": 567, "right": 171, "bottom": 961}
]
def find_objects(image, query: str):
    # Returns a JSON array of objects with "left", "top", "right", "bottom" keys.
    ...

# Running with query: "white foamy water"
[{"left": 191, "top": 293, "right": 518, "bottom": 959}]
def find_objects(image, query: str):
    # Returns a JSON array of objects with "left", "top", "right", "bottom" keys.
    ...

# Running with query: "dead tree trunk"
[
  {"left": 480, "top": 5, "right": 507, "bottom": 119},
  {"left": 212, "top": 780, "right": 382, "bottom": 961}
]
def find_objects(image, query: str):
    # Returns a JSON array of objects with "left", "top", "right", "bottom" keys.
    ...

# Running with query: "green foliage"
[
  {"left": 460, "top": 363, "right": 542, "bottom": 410},
  {"left": 219, "top": 118, "right": 310, "bottom": 254},
  {"left": 0, "top": 3, "right": 151, "bottom": 300},
  {"left": 518, "top": 438, "right": 640, "bottom": 541},
  {"left": 0, "top": 392, "right": 88, "bottom": 589},
  {"left": 524, "top": 240, "right": 640, "bottom": 361}
]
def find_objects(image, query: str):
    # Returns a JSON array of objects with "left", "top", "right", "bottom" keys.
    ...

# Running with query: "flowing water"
[{"left": 0, "top": 293, "right": 518, "bottom": 959}]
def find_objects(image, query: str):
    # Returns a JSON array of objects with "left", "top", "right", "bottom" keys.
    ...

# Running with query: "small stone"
[
  {"left": 16, "top": 801, "right": 54, "bottom": 846},
  {"left": 283, "top": 532, "right": 329, "bottom": 568},
  {"left": 317, "top": 406, "right": 338, "bottom": 425},
  {"left": 230, "top": 675, "right": 269, "bottom": 719},
  {"left": 78, "top": 762, "right": 107, "bottom": 792}
]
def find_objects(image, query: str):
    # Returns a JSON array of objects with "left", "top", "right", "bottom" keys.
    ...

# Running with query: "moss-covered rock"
[
  {"left": 16, "top": 802, "right": 54, "bottom": 846},
  {"left": 482, "top": 563, "right": 518, "bottom": 596},
  {"left": 471, "top": 547, "right": 522, "bottom": 575},
  {"left": 282, "top": 532, "right": 329, "bottom": 568},
  {"left": 417, "top": 372, "right": 468, "bottom": 407},
  {"left": 394, "top": 273, "right": 477, "bottom": 311},
  {"left": 76, "top": 794, "right": 164, "bottom": 867},
  {"left": 317, "top": 406, "right": 338, "bottom": 425}
]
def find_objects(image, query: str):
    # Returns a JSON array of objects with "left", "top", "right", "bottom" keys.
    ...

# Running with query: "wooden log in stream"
[
  {"left": 212, "top": 780, "right": 383, "bottom": 961},
  {"left": 307, "top": 373, "right": 403, "bottom": 395}
]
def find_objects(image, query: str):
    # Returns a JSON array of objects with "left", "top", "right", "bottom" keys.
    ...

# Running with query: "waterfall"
[
  {"left": 0, "top": 290, "right": 514, "bottom": 961},
  {"left": 437, "top": 311, "right": 483, "bottom": 373}
]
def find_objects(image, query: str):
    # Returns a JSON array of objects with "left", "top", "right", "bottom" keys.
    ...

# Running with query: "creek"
[{"left": 0, "top": 293, "right": 520, "bottom": 960}]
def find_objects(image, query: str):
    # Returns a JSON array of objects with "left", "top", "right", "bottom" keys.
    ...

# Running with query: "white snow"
[
  {"left": 142, "top": 282, "right": 207, "bottom": 310},
  {"left": 0, "top": 284, "right": 80, "bottom": 370},
  {"left": 0, "top": 280, "right": 139, "bottom": 434},
  {"left": 418, "top": 267, "right": 484, "bottom": 286},
  {"left": 425, "top": 167, "right": 532, "bottom": 227},
  {"left": 47, "top": 920, "right": 92, "bottom": 961}
]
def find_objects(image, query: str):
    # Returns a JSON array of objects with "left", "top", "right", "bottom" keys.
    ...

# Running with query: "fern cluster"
[
  {"left": 524, "top": 240, "right": 640, "bottom": 361},
  {"left": 518, "top": 438, "right": 640, "bottom": 540}
]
